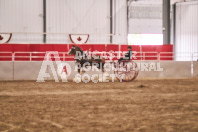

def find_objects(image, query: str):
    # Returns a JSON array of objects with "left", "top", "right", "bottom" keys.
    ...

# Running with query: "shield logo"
[
  {"left": 69, "top": 34, "right": 89, "bottom": 44},
  {"left": 0, "top": 33, "right": 12, "bottom": 44}
]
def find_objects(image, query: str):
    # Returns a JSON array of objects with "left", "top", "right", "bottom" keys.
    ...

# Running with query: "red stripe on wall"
[{"left": 0, "top": 44, "right": 173, "bottom": 61}]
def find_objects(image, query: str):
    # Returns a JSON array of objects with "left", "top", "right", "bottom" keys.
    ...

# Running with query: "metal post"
[
  {"left": 30, "top": 53, "right": 32, "bottom": 62},
  {"left": 110, "top": 0, "right": 113, "bottom": 43},
  {"left": 163, "top": 0, "right": 171, "bottom": 44},
  {"left": 173, "top": 3, "right": 176, "bottom": 56},
  {"left": 114, "top": 0, "right": 116, "bottom": 36},
  {"left": 191, "top": 53, "right": 194, "bottom": 77},
  {"left": 12, "top": 53, "right": 15, "bottom": 80},
  {"left": 43, "top": 0, "right": 46, "bottom": 43},
  {"left": 127, "top": 0, "right": 133, "bottom": 45}
]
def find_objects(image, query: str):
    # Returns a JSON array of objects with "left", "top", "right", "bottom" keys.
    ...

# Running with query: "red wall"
[{"left": 0, "top": 44, "right": 173, "bottom": 61}]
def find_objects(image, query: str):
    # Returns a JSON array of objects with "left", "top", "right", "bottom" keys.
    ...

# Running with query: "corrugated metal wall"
[
  {"left": 112, "top": 0, "right": 127, "bottom": 44},
  {"left": 0, "top": 0, "right": 43, "bottom": 43},
  {"left": 175, "top": 1, "right": 198, "bottom": 61},
  {"left": 46, "top": 0, "right": 111, "bottom": 44},
  {"left": 0, "top": 0, "right": 128, "bottom": 44}
]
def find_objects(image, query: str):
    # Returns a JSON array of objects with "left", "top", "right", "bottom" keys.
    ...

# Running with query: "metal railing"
[
  {"left": 0, "top": 51, "right": 198, "bottom": 61},
  {"left": 0, "top": 52, "right": 13, "bottom": 60}
]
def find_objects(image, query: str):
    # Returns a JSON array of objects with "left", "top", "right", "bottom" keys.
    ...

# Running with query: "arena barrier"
[
  {"left": 0, "top": 44, "right": 197, "bottom": 81},
  {"left": 0, "top": 61, "right": 197, "bottom": 81}
]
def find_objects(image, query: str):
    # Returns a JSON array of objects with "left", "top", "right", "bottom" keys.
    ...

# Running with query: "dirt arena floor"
[{"left": 0, "top": 79, "right": 198, "bottom": 132}]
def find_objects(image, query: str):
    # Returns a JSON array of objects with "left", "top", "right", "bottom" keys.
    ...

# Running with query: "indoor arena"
[{"left": 0, "top": 0, "right": 198, "bottom": 132}]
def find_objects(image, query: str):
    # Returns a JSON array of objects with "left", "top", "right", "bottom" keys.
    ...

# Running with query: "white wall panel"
[
  {"left": 175, "top": 1, "right": 198, "bottom": 61},
  {"left": 46, "top": 0, "right": 111, "bottom": 44},
  {"left": 113, "top": 0, "right": 128, "bottom": 44},
  {"left": 0, "top": 62, "right": 13, "bottom": 80},
  {"left": 0, "top": 0, "right": 128, "bottom": 44},
  {"left": 0, "top": 0, "right": 43, "bottom": 43}
]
